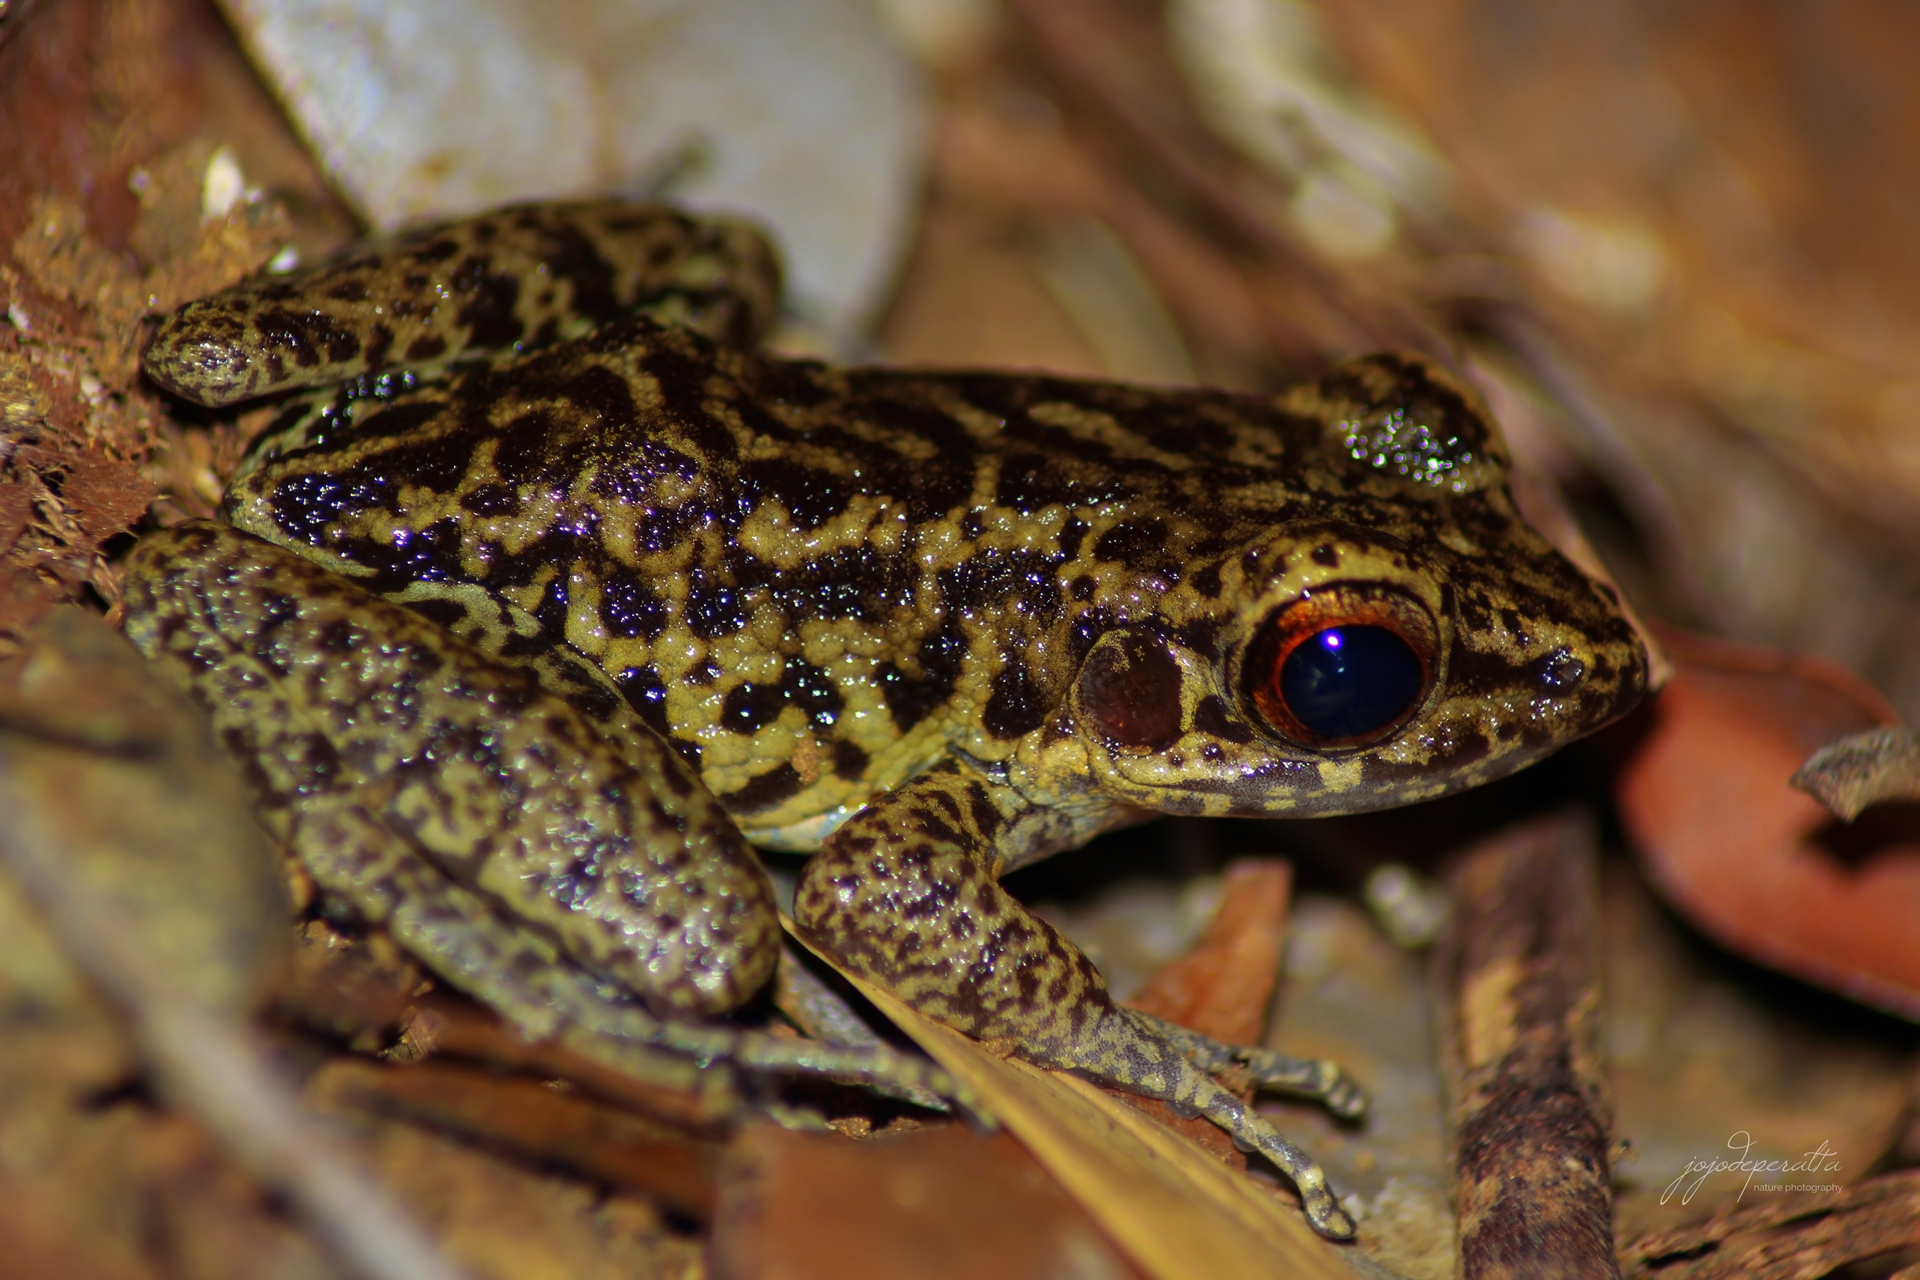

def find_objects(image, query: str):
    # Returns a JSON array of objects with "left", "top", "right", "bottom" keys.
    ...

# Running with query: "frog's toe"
[
  {"left": 1317, "top": 1070, "right": 1368, "bottom": 1121},
  {"left": 732, "top": 1034, "right": 992, "bottom": 1124},
  {"left": 1227, "top": 1116, "right": 1357, "bottom": 1239},
  {"left": 1241, "top": 1049, "right": 1369, "bottom": 1120},
  {"left": 1062, "top": 1008, "right": 1357, "bottom": 1240},
  {"left": 1128, "top": 1009, "right": 1369, "bottom": 1120},
  {"left": 1183, "top": 1070, "right": 1357, "bottom": 1240}
]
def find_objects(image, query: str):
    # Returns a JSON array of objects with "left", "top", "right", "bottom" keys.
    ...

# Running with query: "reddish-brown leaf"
[
  {"left": 308, "top": 1058, "right": 722, "bottom": 1221},
  {"left": 1614, "top": 629, "right": 1920, "bottom": 1018},
  {"left": 1116, "top": 858, "right": 1293, "bottom": 1170},
  {"left": 1128, "top": 859, "right": 1292, "bottom": 1048},
  {"left": 711, "top": 1122, "right": 1143, "bottom": 1280}
]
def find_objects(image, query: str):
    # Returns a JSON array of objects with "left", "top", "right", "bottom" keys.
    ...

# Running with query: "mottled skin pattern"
[
  {"left": 122, "top": 521, "right": 967, "bottom": 1114},
  {"left": 143, "top": 201, "right": 779, "bottom": 407},
  {"left": 123, "top": 521, "right": 779, "bottom": 1018},
  {"left": 126, "top": 201, "right": 1647, "bottom": 1240}
]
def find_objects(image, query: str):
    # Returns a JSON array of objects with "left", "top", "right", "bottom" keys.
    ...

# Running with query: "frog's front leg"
[{"left": 793, "top": 759, "right": 1363, "bottom": 1240}]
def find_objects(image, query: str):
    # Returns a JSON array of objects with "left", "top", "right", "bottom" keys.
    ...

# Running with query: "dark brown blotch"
[
  {"left": 362, "top": 323, "right": 394, "bottom": 372},
  {"left": 612, "top": 666, "right": 672, "bottom": 738},
  {"left": 252, "top": 306, "right": 362, "bottom": 370},
  {"left": 600, "top": 569, "right": 669, "bottom": 639},
  {"left": 451, "top": 256, "right": 524, "bottom": 349},
  {"left": 1188, "top": 561, "right": 1223, "bottom": 598},
  {"left": 738, "top": 458, "right": 850, "bottom": 531},
  {"left": 1190, "top": 694, "right": 1255, "bottom": 744},
  {"left": 876, "top": 618, "right": 966, "bottom": 731},
  {"left": 406, "top": 333, "right": 449, "bottom": 362},
  {"left": 1092, "top": 519, "right": 1168, "bottom": 566},
  {"left": 720, "top": 681, "right": 786, "bottom": 735},
  {"left": 409, "top": 238, "right": 461, "bottom": 264},
  {"left": 982, "top": 658, "right": 1048, "bottom": 740},
  {"left": 721, "top": 762, "right": 801, "bottom": 814},
  {"left": 831, "top": 738, "right": 869, "bottom": 781}
]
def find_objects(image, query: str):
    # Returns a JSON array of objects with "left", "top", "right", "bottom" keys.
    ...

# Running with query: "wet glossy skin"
[{"left": 123, "top": 201, "right": 1647, "bottom": 1239}]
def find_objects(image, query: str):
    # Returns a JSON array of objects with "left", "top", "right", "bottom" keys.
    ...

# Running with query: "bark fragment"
[
  {"left": 1622, "top": 1169, "right": 1920, "bottom": 1280},
  {"left": 1436, "top": 809, "right": 1619, "bottom": 1280}
]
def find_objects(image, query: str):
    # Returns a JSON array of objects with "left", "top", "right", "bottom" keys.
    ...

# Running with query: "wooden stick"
[{"left": 1435, "top": 809, "right": 1620, "bottom": 1280}]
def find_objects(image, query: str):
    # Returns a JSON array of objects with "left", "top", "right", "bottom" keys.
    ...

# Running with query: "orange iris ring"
[{"left": 1242, "top": 585, "right": 1441, "bottom": 750}]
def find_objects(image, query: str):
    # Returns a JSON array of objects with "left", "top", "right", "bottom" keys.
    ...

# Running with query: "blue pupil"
[{"left": 1279, "top": 625, "right": 1423, "bottom": 742}]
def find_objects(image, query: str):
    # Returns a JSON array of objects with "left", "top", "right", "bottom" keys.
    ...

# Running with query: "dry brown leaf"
[
  {"left": 1, "top": 0, "right": 357, "bottom": 650},
  {"left": 0, "top": 483, "right": 32, "bottom": 555},
  {"left": 309, "top": 1057, "right": 722, "bottom": 1221},
  {"left": 712, "top": 1123, "right": 1143, "bottom": 1280},
  {"left": 1792, "top": 727, "right": 1920, "bottom": 823},
  {"left": 1613, "top": 630, "right": 1920, "bottom": 1018},
  {"left": 61, "top": 452, "right": 155, "bottom": 542},
  {"left": 1127, "top": 859, "right": 1292, "bottom": 1048}
]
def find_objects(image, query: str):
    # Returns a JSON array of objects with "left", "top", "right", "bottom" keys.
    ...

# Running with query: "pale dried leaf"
[{"left": 793, "top": 923, "right": 1353, "bottom": 1280}]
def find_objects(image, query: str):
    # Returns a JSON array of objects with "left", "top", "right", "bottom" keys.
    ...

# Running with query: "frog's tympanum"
[{"left": 125, "top": 202, "right": 1646, "bottom": 1239}]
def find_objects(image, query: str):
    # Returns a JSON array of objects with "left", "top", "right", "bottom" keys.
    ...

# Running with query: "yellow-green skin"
[{"left": 124, "top": 201, "right": 1647, "bottom": 1240}]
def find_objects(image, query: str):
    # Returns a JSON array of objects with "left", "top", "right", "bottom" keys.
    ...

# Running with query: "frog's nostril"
[{"left": 1539, "top": 648, "right": 1586, "bottom": 692}]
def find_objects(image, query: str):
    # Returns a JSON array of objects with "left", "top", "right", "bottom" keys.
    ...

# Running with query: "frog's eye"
[{"left": 1243, "top": 586, "right": 1438, "bottom": 749}]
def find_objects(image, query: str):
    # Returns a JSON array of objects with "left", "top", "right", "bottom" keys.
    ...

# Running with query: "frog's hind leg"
[
  {"left": 794, "top": 759, "right": 1360, "bottom": 1240},
  {"left": 306, "top": 794, "right": 974, "bottom": 1119}
]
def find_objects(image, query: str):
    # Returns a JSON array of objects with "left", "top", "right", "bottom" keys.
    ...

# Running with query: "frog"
[{"left": 123, "top": 200, "right": 1648, "bottom": 1241}]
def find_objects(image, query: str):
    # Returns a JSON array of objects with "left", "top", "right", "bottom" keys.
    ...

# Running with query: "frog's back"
[{"left": 224, "top": 317, "right": 1541, "bottom": 842}]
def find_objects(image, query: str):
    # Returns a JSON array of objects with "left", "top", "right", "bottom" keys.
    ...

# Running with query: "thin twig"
[{"left": 1435, "top": 809, "right": 1619, "bottom": 1280}]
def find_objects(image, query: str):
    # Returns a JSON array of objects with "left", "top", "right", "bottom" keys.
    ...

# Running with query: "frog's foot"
[
  {"left": 1131, "top": 1009, "right": 1368, "bottom": 1120},
  {"left": 1049, "top": 1006, "right": 1357, "bottom": 1240}
]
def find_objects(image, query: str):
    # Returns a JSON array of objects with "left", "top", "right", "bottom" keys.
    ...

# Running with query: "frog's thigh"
[
  {"left": 793, "top": 758, "right": 1358, "bottom": 1240},
  {"left": 123, "top": 523, "right": 780, "bottom": 1020}
]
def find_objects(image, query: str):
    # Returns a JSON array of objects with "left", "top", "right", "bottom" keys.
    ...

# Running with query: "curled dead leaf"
[
  {"left": 1792, "top": 727, "right": 1920, "bottom": 823},
  {"left": 1613, "top": 629, "right": 1920, "bottom": 1019}
]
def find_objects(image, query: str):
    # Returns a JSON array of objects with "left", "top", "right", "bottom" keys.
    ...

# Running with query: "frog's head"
[{"left": 1047, "top": 354, "right": 1648, "bottom": 818}]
